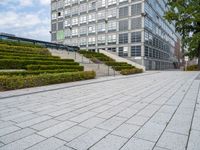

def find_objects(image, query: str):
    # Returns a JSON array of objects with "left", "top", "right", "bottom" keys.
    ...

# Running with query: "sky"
[{"left": 0, "top": 0, "right": 51, "bottom": 41}]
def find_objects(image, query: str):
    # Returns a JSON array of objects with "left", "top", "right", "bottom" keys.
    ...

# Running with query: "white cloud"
[
  {"left": 19, "top": 0, "right": 33, "bottom": 7},
  {"left": 38, "top": 0, "right": 50, "bottom": 6},
  {"left": 0, "top": 11, "right": 41, "bottom": 29}
]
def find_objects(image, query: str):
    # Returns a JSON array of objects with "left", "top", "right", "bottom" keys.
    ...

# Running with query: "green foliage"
[
  {"left": 0, "top": 51, "right": 58, "bottom": 58},
  {"left": 79, "top": 50, "right": 142, "bottom": 75},
  {"left": 165, "top": 0, "right": 200, "bottom": 64},
  {"left": 186, "top": 65, "right": 199, "bottom": 71},
  {"left": 112, "top": 66, "right": 135, "bottom": 71},
  {"left": 0, "top": 69, "right": 80, "bottom": 76},
  {"left": 0, "top": 40, "right": 44, "bottom": 48},
  {"left": 0, "top": 44, "right": 50, "bottom": 55},
  {"left": 120, "top": 68, "right": 143, "bottom": 75},
  {"left": 0, "top": 59, "right": 79, "bottom": 69},
  {"left": 0, "top": 55, "right": 74, "bottom": 62},
  {"left": 26, "top": 65, "right": 84, "bottom": 71},
  {"left": 0, "top": 71, "right": 96, "bottom": 91}
]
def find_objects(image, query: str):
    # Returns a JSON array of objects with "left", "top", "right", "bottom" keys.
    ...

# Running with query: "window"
[
  {"left": 131, "top": 46, "right": 141, "bottom": 56},
  {"left": 71, "top": 0, "right": 78, "bottom": 4},
  {"left": 97, "top": 23, "right": 105, "bottom": 32},
  {"left": 145, "top": 46, "right": 149, "bottom": 57},
  {"left": 58, "top": 22, "right": 63, "bottom": 30},
  {"left": 107, "top": 8, "right": 117, "bottom": 18},
  {"left": 72, "top": 38, "right": 78, "bottom": 46},
  {"left": 72, "top": 17, "right": 78, "bottom": 25},
  {"left": 57, "top": 0, "right": 63, "bottom": 9},
  {"left": 119, "top": 6, "right": 128, "bottom": 18},
  {"left": 97, "top": 0, "right": 106, "bottom": 8},
  {"left": 131, "top": 3, "right": 142, "bottom": 16},
  {"left": 57, "top": 11, "right": 63, "bottom": 18},
  {"left": 108, "top": 47, "right": 116, "bottom": 52},
  {"left": 64, "top": 19, "right": 71, "bottom": 26},
  {"left": 52, "top": 2, "right": 57, "bottom": 10},
  {"left": 108, "top": 0, "right": 117, "bottom": 5},
  {"left": 119, "top": 0, "right": 128, "bottom": 3},
  {"left": 65, "top": 8, "right": 71, "bottom": 16},
  {"left": 52, "top": 33, "right": 57, "bottom": 41},
  {"left": 88, "top": 37, "right": 96, "bottom": 45},
  {"left": 98, "top": 35, "right": 106, "bottom": 44},
  {"left": 131, "top": 32, "right": 141, "bottom": 43},
  {"left": 118, "top": 47, "right": 128, "bottom": 57},
  {"left": 52, "top": 12, "right": 56, "bottom": 20},
  {"left": 88, "top": 13, "right": 95, "bottom": 22},
  {"left": 108, "top": 21, "right": 116, "bottom": 31},
  {"left": 144, "top": 31, "right": 149, "bottom": 44},
  {"left": 80, "top": 15, "right": 87, "bottom": 24},
  {"left": 97, "top": 11, "right": 105, "bottom": 20},
  {"left": 72, "top": 28, "right": 78, "bottom": 36},
  {"left": 131, "top": 17, "right": 141, "bottom": 29},
  {"left": 88, "top": 1, "right": 96, "bottom": 11},
  {"left": 65, "top": 28, "right": 71, "bottom": 37},
  {"left": 71, "top": 6, "right": 78, "bottom": 15},
  {"left": 80, "top": 26, "right": 87, "bottom": 35},
  {"left": 80, "top": 4, "right": 87, "bottom": 12},
  {"left": 88, "top": 24, "right": 96, "bottom": 33},
  {"left": 107, "top": 34, "right": 116, "bottom": 44},
  {"left": 52, "top": 23, "right": 57, "bottom": 31},
  {"left": 119, "top": 20, "right": 129, "bottom": 31},
  {"left": 80, "top": 37, "right": 87, "bottom": 46},
  {"left": 119, "top": 33, "right": 128, "bottom": 44},
  {"left": 65, "top": 0, "right": 71, "bottom": 6}
]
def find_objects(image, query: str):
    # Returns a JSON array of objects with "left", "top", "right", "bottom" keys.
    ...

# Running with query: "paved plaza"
[{"left": 0, "top": 71, "right": 200, "bottom": 150}]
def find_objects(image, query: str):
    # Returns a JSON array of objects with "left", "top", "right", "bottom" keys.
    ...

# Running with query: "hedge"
[
  {"left": 0, "top": 71, "right": 96, "bottom": 91},
  {"left": 120, "top": 68, "right": 143, "bottom": 75},
  {"left": 26, "top": 65, "right": 84, "bottom": 71},
  {"left": 0, "top": 52, "right": 58, "bottom": 58},
  {"left": 112, "top": 66, "right": 135, "bottom": 71},
  {"left": 0, "top": 45, "right": 50, "bottom": 55},
  {"left": 0, "top": 59, "right": 79, "bottom": 69},
  {"left": 105, "top": 62, "right": 132, "bottom": 66},
  {"left": 186, "top": 65, "right": 199, "bottom": 71},
  {"left": 0, "top": 69, "right": 80, "bottom": 76},
  {"left": 0, "top": 40, "right": 43, "bottom": 48},
  {"left": 0, "top": 55, "right": 74, "bottom": 62}
]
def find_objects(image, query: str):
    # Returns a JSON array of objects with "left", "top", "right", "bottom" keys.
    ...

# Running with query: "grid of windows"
[
  {"left": 119, "top": 33, "right": 128, "bottom": 44},
  {"left": 131, "top": 32, "right": 141, "bottom": 43},
  {"left": 131, "top": 3, "right": 142, "bottom": 16},
  {"left": 131, "top": 46, "right": 141, "bottom": 56},
  {"left": 119, "top": 6, "right": 128, "bottom": 18},
  {"left": 119, "top": 20, "right": 128, "bottom": 31},
  {"left": 52, "top": 0, "right": 177, "bottom": 70}
]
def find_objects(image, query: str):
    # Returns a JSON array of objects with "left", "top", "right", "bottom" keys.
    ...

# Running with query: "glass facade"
[{"left": 51, "top": 0, "right": 180, "bottom": 70}]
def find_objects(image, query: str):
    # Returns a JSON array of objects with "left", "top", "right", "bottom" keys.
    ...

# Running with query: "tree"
[{"left": 164, "top": 0, "right": 200, "bottom": 69}]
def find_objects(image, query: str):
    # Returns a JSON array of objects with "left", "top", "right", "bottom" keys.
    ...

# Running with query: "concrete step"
[{"left": 49, "top": 49, "right": 121, "bottom": 77}]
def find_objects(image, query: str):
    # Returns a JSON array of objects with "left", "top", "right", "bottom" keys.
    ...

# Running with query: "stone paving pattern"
[{"left": 0, "top": 71, "right": 200, "bottom": 150}]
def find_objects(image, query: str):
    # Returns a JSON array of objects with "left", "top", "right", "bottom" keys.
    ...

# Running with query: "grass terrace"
[
  {"left": 79, "top": 50, "right": 143, "bottom": 75},
  {"left": 0, "top": 40, "right": 95, "bottom": 91}
]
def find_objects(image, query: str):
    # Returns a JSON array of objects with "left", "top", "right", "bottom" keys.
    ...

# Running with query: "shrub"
[
  {"left": 120, "top": 68, "right": 143, "bottom": 75},
  {"left": 105, "top": 62, "right": 132, "bottom": 66},
  {"left": 0, "top": 59, "right": 79, "bottom": 69},
  {"left": 26, "top": 65, "right": 84, "bottom": 71},
  {"left": 0, "top": 55, "right": 74, "bottom": 62},
  {"left": 0, "top": 40, "right": 43, "bottom": 48},
  {"left": 186, "top": 65, "right": 199, "bottom": 71},
  {"left": 112, "top": 66, "right": 135, "bottom": 71},
  {"left": 0, "top": 52, "right": 58, "bottom": 58},
  {"left": 0, "top": 69, "right": 80, "bottom": 76},
  {"left": 0, "top": 71, "right": 96, "bottom": 91},
  {"left": 0, "top": 44, "right": 50, "bottom": 55}
]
